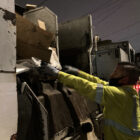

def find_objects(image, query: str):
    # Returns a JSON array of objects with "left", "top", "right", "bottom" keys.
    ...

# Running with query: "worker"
[{"left": 42, "top": 62, "right": 140, "bottom": 140}]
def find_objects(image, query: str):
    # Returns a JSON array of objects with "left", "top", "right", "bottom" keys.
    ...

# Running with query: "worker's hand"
[
  {"left": 40, "top": 63, "right": 59, "bottom": 77},
  {"left": 63, "top": 65, "right": 79, "bottom": 76}
]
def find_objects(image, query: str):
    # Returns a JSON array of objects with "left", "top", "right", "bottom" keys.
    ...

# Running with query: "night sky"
[{"left": 15, "top": 0, "right": 140, "bottom": 52}]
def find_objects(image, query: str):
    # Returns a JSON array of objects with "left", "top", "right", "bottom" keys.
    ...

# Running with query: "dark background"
[{"left": 15, "top": 0, "right": 140, "bottom": 52}]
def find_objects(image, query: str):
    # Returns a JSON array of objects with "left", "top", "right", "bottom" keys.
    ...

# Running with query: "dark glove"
[
  {"left": 39, "top": 63, "right": 59, "bottom": 77},
  {"left": 63, "top": 65, "right": 79, "bottom": 76}
]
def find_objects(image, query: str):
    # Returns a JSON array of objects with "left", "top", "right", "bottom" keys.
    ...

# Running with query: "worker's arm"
[
  {"left": 64, "top": 66, "right": 108, "bottom": 85},
  {"left": 41, "top": 64, "right": 124, "bottom": 106},
  {"left": 78, "top": 70, "right": 108, "bottom": 85},
  {"left": 58, "top": 71, "right": 125, "bottom": 106}
]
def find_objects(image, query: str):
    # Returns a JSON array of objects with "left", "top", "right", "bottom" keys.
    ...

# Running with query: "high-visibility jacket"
[{"left": 58, "top": 71, "right": 140, "bottom": 140}]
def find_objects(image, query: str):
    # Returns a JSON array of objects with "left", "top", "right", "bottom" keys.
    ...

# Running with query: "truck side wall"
[
  {"left": 59, "top": 15, "right": 93, "bottom": 73},
  {"left": 0, "top": 1, "right": 17, "bottom": 139}
]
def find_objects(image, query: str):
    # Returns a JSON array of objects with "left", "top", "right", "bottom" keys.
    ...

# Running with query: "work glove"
[
  {"left": 40, "top": 63, "right": 59, "bottom": 77},
  {"left": 63, "top": 65, "right": 79, "bottom": 76}
]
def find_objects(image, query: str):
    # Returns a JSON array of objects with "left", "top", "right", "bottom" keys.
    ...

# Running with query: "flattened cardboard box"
[{"left": 16, "top": 14, "right": 54, "bottom": 62}]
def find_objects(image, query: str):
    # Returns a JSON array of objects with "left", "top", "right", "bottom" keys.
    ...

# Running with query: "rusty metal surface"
[
  {"left": 0, "top": 0, "right": 15, "bottom": 13},
  {"left": 0, "top": 8, "right": 16, "bottom": 72}
]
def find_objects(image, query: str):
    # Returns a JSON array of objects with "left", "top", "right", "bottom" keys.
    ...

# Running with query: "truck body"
[
  {"left": 93, "top": 40, "right": 135, "bottom": 80},
  {"left": 97, "top": 40, "right": 135, "bottom": 63},
  {"left": 15, "top": 7, "right": 98, "bottom": 140},
  {"left": 95, "top": 48, "right": 129, "bottom": 80}
]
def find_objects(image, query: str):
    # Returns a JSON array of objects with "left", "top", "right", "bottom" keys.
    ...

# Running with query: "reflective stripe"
[
  {"left": 124, "top": 87, "right": 139, "bottom": 131},
  {"left": 133, "top": 95, "right": 138, "bottom": 130},
  {"left": 105, "top": 119, "right": 140, "bottom": 136},
  {"left": 95, "top": 84, "right": 103, "bottom": 104}
]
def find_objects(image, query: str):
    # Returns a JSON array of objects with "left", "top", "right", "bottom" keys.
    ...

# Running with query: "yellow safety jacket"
[{"left": 58, "top": 71, "right": 140, "bottom": 140}]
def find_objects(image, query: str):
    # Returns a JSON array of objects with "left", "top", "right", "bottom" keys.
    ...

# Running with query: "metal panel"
[
  {"left": 96, "top": 48, "right": 129, "bottom": 80},
  {"left": 0, "top": 8, "right": 16, "bottom": 72},
  {"left": 59, "top": 15, "right": 93, "bottom": 73},
  {"left": 59, "top": 15, "right": 93, "bottom": 51},
  {"left": 24, "top": 7, "right": 59, "bottom": 57},
  {"left": 97, "top": 41, "right": 135, "bottom": 63},
  {"left": 0, "top": 73, "right": 17, "bottom": 139}
]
